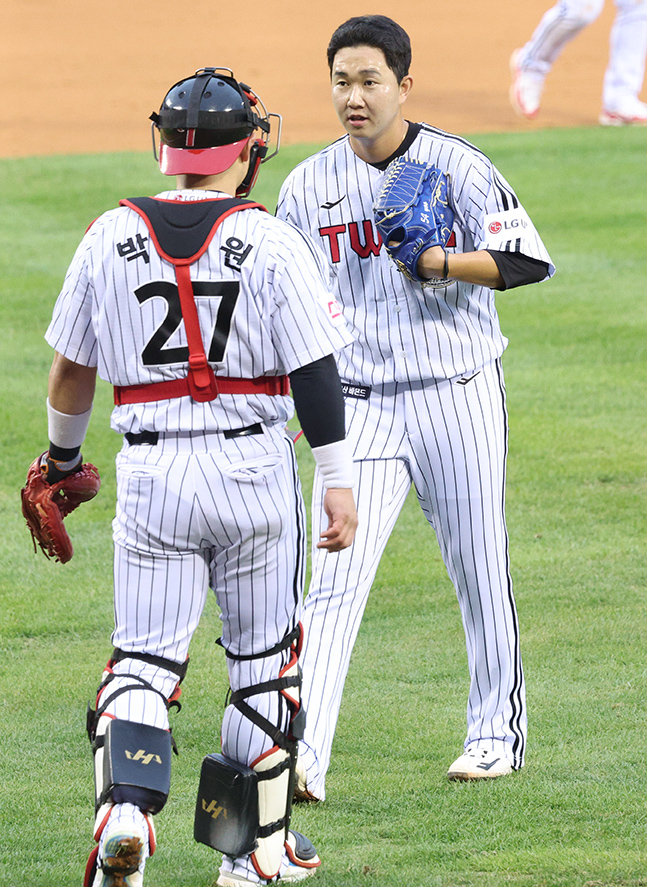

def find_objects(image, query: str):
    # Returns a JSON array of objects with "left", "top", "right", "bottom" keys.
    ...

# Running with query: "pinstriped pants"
[
  {"left": 298, "top": 359, "right": 526, "bottom": 799},
  {"left": 105, "top": 426, "right": 306, "bottom": 767}
]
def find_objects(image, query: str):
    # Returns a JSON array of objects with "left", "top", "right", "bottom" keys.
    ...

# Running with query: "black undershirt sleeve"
[
  {"left": 486, "top": 250, "right": 549, "bottom": 291},
  {"left": 289, "top": 354, "right": 346, "bottom": 448}
]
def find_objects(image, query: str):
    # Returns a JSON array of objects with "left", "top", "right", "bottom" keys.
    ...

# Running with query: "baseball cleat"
[
  {"left": 95, "top": 835, "right": 145, "bottom": 887},
  {"left": 293, "top": 757, "right": 321, "bottom": 804},
  {"left": 509, "top": 49, "right": 544, "bottom": 119},
  {"left": 86, "top": 804, "right": 151, "bottom": 887},
  {"left": 216, "top": 830, "right": 321, "bottom": 885},
  {"left": 599, "top": 98, "right": 647, "bottom": 126},
  {"left": 447, "top": 745, "right": 514, "bottom": 781}
]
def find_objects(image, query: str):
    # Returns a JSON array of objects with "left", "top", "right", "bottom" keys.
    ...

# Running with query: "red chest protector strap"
[{"left": 114, "top": 197, "right": 289, "bottom": 405}]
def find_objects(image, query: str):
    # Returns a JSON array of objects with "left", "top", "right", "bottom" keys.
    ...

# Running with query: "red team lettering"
[
  {"left": 320, "top": 221, "right": 456, "bottom": 262},
  {"left": 319, "top": 220, "right": 383, "bottom": 263}
]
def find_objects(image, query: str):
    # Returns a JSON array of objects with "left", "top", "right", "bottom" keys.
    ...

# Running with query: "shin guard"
[
  {"left": 196, "top": 624, "right": 305, "bottom": 879},
  {"left": 250, "top": 745, "right": 292, "bottom": 879},
  {"left": 194, "top": 753, "right": 259, "bottom": 857}
]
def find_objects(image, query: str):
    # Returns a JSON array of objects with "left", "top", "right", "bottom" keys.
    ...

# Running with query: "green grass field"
[{"left": 1, "top": 126, "right": 646, "bottom": 887}]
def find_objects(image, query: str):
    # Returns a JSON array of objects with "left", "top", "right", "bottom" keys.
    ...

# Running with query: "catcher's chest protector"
[
  {"left": 117, "top": 196, "right": 266, "bottom": 403},
  {"left": 119, "top": 196, "right": 264, "bottom": 261}
]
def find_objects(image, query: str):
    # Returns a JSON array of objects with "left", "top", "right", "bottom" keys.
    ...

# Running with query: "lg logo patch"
[{"left": 488, "top": 218, "right": 528, "bottom": 234}]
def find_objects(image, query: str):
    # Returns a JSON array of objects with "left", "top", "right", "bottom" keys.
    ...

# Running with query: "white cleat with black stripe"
[{"left": 447, "top": 745, "right": 514, "bottom": 781}]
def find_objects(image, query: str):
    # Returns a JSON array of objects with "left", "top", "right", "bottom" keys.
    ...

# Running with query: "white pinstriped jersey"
[
  {"left": 46, "top": 190, "right": 353, "bottom": 435},
  {"left": 276, "top": 125, "right": 555, "bottom": 386}
]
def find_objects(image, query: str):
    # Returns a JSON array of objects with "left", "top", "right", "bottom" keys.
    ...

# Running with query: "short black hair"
[{"left": 327, "top": 16, "right": 411, "bottom": 83}]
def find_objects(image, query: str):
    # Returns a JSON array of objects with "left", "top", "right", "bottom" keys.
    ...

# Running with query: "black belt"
[{"left": 125, "top": 423, "right": 264, "bottom": 446}]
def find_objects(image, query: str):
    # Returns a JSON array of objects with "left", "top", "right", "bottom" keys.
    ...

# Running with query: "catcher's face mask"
[{"left": 150, "top": 67, "right": 282, "bottom": 196}]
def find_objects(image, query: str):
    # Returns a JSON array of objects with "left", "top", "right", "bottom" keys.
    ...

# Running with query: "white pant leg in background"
[
  {"left": 404, "top": 361, "right": 526, "bottom": 768},
  {"left": 519, "top": 0, "right": 605, "bottom": 77},
  {"left": 604, "top": 0, "right": 647, "bottom": 107},
  {"left": 298, "top": 457, "right": 412, "bottom": 800},
  {"left": 299, "top": 363, "right": 526, "bottom": 797}
]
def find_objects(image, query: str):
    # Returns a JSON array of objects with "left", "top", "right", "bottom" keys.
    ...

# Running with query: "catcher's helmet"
[{"left": 150, "top": 67, "right": 282, "bottom": 196}]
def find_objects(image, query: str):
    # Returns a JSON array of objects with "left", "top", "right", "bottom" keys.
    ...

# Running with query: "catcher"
[{"left": 22, "top": 65, "right": 358, "bottom": 887}]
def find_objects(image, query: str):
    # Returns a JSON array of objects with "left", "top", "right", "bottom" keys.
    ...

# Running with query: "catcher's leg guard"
[
  {"left": 87, "top": 650, "right": 187, "bottom": 812},
  {"left": 84, "top": 651, "right": 186, "bottom": 884},
  {"left": 250, "top": 743, "right": 293, "bottom": 879},
  {"left": 195, "top": 625, "right": 305, "bottom": 881}
]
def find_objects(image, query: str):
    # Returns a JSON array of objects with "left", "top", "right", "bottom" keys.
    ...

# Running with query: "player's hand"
[{"left": 318, "top": 488, "right": 358, "bottom": 552}]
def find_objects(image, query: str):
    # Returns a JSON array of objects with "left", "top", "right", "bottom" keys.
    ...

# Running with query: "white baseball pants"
[
  {"left": 298, "top": 360, "right": 526, "bottom": 799},
  {"left": 518, "top": 0, "right": 647, "bottom": 108},
  {"left": 100, "top": 426, "right": 306, "bottom": 772}
]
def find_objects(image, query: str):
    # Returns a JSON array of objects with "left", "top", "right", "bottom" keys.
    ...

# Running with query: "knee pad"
[
  {"left": 195, "top": 624, "right": 304, "bottom": 879},
  {"left": 194, "top": 753, "right": 259, "bottom": 857},
  {"left": 193, "top": 748, "right": 292, "bottom": 878}
]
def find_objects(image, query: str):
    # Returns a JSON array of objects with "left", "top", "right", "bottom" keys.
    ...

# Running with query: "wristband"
[
  {"left": 442, "top": 249, "right": 449, "bottom": 279},
  {"left": 311, "top": 439, "right": 354, "bottom": 490},
  {"left": 47, "top": 398, "right": 92, "bottom": 449}
]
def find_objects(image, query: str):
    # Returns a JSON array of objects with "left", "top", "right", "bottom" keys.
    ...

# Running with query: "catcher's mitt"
[
  {"left": 373, "top": 158, "right": 454, "bottom": 286},
  {"left": 21, "top": 453, "right": 101, "bottom": 563}
]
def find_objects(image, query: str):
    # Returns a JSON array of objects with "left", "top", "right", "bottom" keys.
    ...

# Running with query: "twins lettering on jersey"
[
  {"left": 318, "top": 218, "right": 457, "bottom": 264},
  {"left": 319, "top": 221, "right": 382, "bottom": 263}
]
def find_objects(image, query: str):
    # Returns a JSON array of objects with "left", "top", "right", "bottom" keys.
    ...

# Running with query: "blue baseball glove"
[{"left": 373, "top": 158, "right": 454, "bottom": 286}]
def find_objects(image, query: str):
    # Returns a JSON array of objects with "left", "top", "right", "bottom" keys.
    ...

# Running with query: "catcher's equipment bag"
[
  {"left": 373, "top": 158, "right": 454, "bottom": 286},
  {"left": 20, "top": 453, "right": 101, "bottom": 563}
]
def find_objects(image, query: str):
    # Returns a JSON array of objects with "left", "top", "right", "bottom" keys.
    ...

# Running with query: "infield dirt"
[{"left": 5, "top": 0, "right": 633, "bottom": 158}]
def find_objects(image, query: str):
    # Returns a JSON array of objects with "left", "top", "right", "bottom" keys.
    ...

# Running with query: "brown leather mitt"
[{"left": 20, "top": 453, "right": 101, "bottom": 563}]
